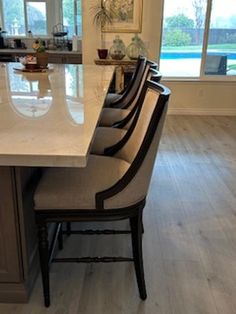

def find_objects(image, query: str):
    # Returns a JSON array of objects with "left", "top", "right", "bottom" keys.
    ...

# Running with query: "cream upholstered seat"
[
  {"left": 99, "top": 107, "right": 131, "bottom": 128},
  {"left": 91, "top": 127, "right": 127, "bottom": 155},
  {"left": 33, "top": 79, "right": 170, "bottom": 308},
  {"left": 34, "top": 155, "right": 130, "bottom": 210}
]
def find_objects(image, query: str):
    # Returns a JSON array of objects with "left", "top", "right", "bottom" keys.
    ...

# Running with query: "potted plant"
[
  {"left": 91, "top": 0, "right": 114, "bottom": 59},
  {"left": 33, "top": 39, "right": 48, "bottom": 68}
]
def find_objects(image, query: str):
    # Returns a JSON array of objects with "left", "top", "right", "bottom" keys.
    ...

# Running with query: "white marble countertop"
[
  {"left": 0, "top": 48, "right": 82, "bottom": 54},
  {"left": 0, "top": 63, "right": 114, "bottom": 167}
]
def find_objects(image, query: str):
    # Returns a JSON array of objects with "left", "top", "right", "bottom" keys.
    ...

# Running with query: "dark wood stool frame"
[{"left": 34, "top": 80, "right": 170, "bottom": 307}]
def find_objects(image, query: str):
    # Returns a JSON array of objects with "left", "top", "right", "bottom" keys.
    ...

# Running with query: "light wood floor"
[{"left": 1, "top": 115, "right": 236, "bottom": 314}]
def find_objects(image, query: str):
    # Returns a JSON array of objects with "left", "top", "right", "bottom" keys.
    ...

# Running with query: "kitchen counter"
[
  {"left": 0, "top": 49, "right": 82, "bottom": 64},
  {"left": 0, "top": 63, "right": 114, "bottom": 303},
  {"left": 0, "top": 48, "right": 81, "bottom": 54},
  {"left": 0, "top": 63, "right": 113, "bottom": 167}
]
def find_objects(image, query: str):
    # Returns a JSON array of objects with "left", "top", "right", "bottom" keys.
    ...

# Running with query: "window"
[
  {"left": 2, "top": 0, "right": 26, "bottom": 36},
  {"left": 205, "top": 0, "right": 236, "bottom": 75},
  {"left": 62, "top": 0, "right": 82, "bottom": 37},
  {"left": 26, "top": 1, "right": 47, "bottom": 35},
  {"left": 160, "top": 0, "right": 236, "bottom": 78},
  {"left": 0, "top": 0, "right": 82, "bottom": 38},
  {"left": 1, "top": 0, "right": 47, "bottom": 36}
]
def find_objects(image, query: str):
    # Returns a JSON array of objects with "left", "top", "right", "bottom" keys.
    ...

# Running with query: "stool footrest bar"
[{"left": 52, "top": 256, "right": 133, "bottom": 263}]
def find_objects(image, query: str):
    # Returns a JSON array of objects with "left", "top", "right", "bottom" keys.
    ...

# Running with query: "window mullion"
[
  {"left": 0, "top": 1, "right": 3, "bottom": 28},
  {"left": 24, "top": 0, "right": 28, "bottom": 35},
  {"left": 200, "top": 0, "right": 212, "bottom": 77},
  {"left": 74, "top": 0, "right": 77, "bottom": 35},
  {"left": 45, "top": 0, "right": 49, "bottom": 36}
]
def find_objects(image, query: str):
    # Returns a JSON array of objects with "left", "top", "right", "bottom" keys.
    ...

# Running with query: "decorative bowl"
[
  {"left": 24, "top": 63, "right": 39, "bottom": 70},
  {"left": 110, "top": 53, "right": 126, "bottom": 60},
  {"left": 19, "top": 56, "right": 37, "bottom": 68}
]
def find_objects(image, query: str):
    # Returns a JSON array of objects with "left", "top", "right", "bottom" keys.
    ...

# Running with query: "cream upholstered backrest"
[
  {"left": 128, "top": 64, "right": 151, "bottom": 110},
  {"left": 116, "top": 87, "right": 160, "bottom": 164},
  {"left": 104, "top": 82, "right": 170, "bottom": 209}
]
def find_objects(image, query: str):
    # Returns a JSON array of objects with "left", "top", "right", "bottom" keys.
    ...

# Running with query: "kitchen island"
[{"left": 0, "top": 63, "right": 114, "bottom": 302}]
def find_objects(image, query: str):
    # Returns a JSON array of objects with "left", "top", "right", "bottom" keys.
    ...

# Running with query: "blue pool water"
[{"left": 161, "top": 52, "right": 236, "bottom": 60}]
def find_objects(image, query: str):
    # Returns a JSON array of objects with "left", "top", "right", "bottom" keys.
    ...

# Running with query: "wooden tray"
[{"left": 14, "top": 67, "right": 49, "bottom": 73}]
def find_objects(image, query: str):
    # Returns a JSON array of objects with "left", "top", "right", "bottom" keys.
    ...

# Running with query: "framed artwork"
[{"left": 102, "top": 0, "right": 143, "bottom": 33}]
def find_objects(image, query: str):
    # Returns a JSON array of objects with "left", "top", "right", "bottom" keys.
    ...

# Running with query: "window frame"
[{"left": 159, "top": 0, "right": 236, "bottom": 81}]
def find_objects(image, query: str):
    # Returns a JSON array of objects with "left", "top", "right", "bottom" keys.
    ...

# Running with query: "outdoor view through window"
[{"left": 160, "top": 0, "right": 236, "bottom": 77}]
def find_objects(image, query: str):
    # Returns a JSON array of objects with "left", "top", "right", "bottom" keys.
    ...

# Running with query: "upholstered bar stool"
[
  {"left": 100, "top": 60, "right": 161, "bottom": 129},
  {"left": 99, "top": 63, "right": 151, "bottom": 129},
  {"left": 104, "top": 55, "right": 146, "bottom": 107},
  {"left": 90, "top": 69, "right": 162, "bottom": 158},
  {"left": 33, "top": 80, "right": 170, "bottom": 307},
  {"left": 91, "top": 76, "right": 151, "bottom": 156}
]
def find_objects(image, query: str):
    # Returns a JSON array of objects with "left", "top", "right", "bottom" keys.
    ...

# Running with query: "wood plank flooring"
[{"left": 1, "top": 115, "right": 236, "bottom": 314}]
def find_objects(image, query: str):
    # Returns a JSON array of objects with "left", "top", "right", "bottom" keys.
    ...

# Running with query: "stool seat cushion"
[
  {"left": 34, "top": 155, "right": 130, "bottom": 210},
  {"left": 91, "top": 127, "right": 127, "bottom": 155},
  {"left": 104, "top": 93, "right": 121, "bottom": 107},
  {"left": 99, "top": 108, "right": 131, "bottom": 127}
]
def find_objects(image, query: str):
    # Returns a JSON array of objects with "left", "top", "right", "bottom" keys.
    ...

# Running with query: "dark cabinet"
[
  {"left": 0, "top": 50, "right": 82, "bottom": 64},
  {"left": 48, "top": 53, "right": 82, "bottom": 64}
]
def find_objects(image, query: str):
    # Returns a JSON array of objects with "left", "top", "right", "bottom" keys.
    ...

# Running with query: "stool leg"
[
  {"left": 38, "top": 220, "right": 50, "bottom": 307},
  {"left": 66, "top": 222, "right": 71, "bottom": 236},
  {"left": 141, "top": 220, "right": 144, "bottom": 234},
  {"left": 58, "top": 223, "right": 63, "bottom": 250},
  {"left": 130, "top": 213, "right": 147, "bottom": 300}
]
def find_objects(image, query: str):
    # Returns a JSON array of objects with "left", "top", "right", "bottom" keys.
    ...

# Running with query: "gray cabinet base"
[{"left": 0, "top": 167, "right": 41, "bottom": 303}]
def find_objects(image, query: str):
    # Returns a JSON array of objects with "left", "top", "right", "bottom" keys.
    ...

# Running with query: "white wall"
[{"left": 82, "top": 0, "right": 236, "bottom": 115}]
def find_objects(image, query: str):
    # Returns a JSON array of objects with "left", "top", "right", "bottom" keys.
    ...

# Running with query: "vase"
[
  {"left": 97, "top": 49, "right": 108, "bottom": 59},
  {"left": 109, "top": 36, "right": 126, "bottom": 60},
  {"left": 126, "top": 34, "right": 147, "bottom": 60},
  {"left": 36, "top": 52, "right": 48, "bottom": 68}
]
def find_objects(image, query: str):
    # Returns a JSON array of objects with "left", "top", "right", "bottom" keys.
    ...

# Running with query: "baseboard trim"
[{"left": 168, "top": 108, "right": 236, "bottom": 116}]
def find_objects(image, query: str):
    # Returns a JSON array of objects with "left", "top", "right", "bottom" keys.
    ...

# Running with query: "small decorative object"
[
  {"left": 52, "top": 23, "right": 68, "bottom": 50},
  {"left": 109, "top": 35, "right": 126, "bottom": 60},
  {"left": 28, "top": 30, "right": 33, "bottom": 38},
  {"left": 33, "top": 39, "right": 48, "bottom": 68},
  {"left": 126, "top": 34, "right": 147, "bottom": 60},
  {"left": 32, "top": 38, "right": 46, "bottom": 53},
  {"left": 72, "top": 35, "right": 79, "bottom": 52},
  {"left": 19, "top": 55, "right": 38, "bottom": 70}
]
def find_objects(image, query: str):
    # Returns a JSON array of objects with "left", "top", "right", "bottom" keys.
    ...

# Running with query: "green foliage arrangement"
[
  {"left": 90, "top": 0, "right": 115, "bottom": 49},
  {"left": 32, "top": 39, "right": 46, "bottom": 52},
  {"left": 91, "top": 0, "right": 114, "bottom": 29}
]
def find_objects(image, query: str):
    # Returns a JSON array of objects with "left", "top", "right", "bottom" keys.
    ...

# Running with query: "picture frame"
[{"left": 102, "top": 0, "right": 143, "bottom": 33}]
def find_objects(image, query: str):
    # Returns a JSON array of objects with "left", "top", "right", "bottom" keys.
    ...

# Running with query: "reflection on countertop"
[
  {"left": 0, "top": 62, "right": 114, "bottom": 167},
  {"left": 2, "top": 63, "right": 112, "bottom": 122}
]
